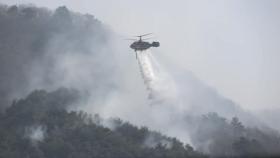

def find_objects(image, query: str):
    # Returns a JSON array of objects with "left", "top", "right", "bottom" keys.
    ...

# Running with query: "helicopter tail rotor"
[{"left": 151, "top": 42, "right": 160, "bottom": 47}]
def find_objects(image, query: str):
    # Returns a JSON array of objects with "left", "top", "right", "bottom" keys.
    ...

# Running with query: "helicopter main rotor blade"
[
  {"left": 142, "top": 37, "right": 155, "bottom": 40},
  {"left": 124, "top": 38, "right": 138, "bottom": 41},
  {"left": 134, "top": 33, "right": 153, "bottom": 37},
  {"left": 141, "top": 33, "right": 153, "bottom": 37}
]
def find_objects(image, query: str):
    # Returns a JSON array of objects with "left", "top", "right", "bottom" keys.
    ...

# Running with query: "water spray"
[
  {"left": 137, "top": 51, "right": 157, "bottom": 100},
  {"left": 136, "top": 50, "right": 179, "bottom": 106}
]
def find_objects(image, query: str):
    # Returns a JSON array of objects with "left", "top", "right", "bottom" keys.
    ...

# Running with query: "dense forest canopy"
[
  {"left": 0, "top": 4, "right": 280, "bottom": 158},
  {"left": 1, "top": 88, "right": 280, "bottom": 158},
  {"left": 0, "top": 88, "right": 206, "bottom": 158}
]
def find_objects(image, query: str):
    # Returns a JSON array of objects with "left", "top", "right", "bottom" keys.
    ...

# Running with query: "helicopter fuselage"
[
  {"left": 130, "top": 40, "right": 151, "bottom": 51},
  {"left": 130, "top": 40, "right": 160, "bottom": 51}
]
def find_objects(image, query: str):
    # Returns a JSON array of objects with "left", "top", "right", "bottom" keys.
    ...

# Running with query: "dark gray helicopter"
[{"left": 128, "top": 33, "right": 160, "bottom": 58}]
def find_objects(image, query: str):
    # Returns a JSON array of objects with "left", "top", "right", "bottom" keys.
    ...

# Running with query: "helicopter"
[{"left": 127, "top": 33, "right": 160, "bottom": 59}]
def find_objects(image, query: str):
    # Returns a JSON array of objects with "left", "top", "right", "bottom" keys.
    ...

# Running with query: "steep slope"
[{"left": 0, "top": 4, "right": 113, "bottom": 110}]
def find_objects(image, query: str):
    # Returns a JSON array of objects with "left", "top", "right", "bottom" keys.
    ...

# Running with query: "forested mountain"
[
  {"left": 0, "top": 4, "right": 111, "bottom": 110},
  {"left": 0, "top": 88, "right": 205, "bottom": 158},
  {"left": 1, "top": 4, "right": 280, "bottom": 158}
]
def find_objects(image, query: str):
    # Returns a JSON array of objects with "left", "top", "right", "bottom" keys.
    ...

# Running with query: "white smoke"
[
  {"left": 25, "top": 125, "right": 46, "bottom": 145},
  {"left": 143, "top": 132, "right": 173, "bottom": 149}
]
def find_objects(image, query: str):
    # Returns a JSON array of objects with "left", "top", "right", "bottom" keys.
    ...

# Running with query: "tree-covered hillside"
[
  {"left": 189, "top": 112, "right": 280, "bottom": 157},
  {"left": 0, "top": 4, "right": 112, "bottom": 110},
  {"left": 1, "top": 4, "right": 280, "bottom": 158},
  {"left": 0, "top": 88, "right": 206, "bottom": 158}
]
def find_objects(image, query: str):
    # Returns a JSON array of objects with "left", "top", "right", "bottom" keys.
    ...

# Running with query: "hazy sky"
[{"left": 1, "top": 0, "right": 280, "bottom": 111}]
